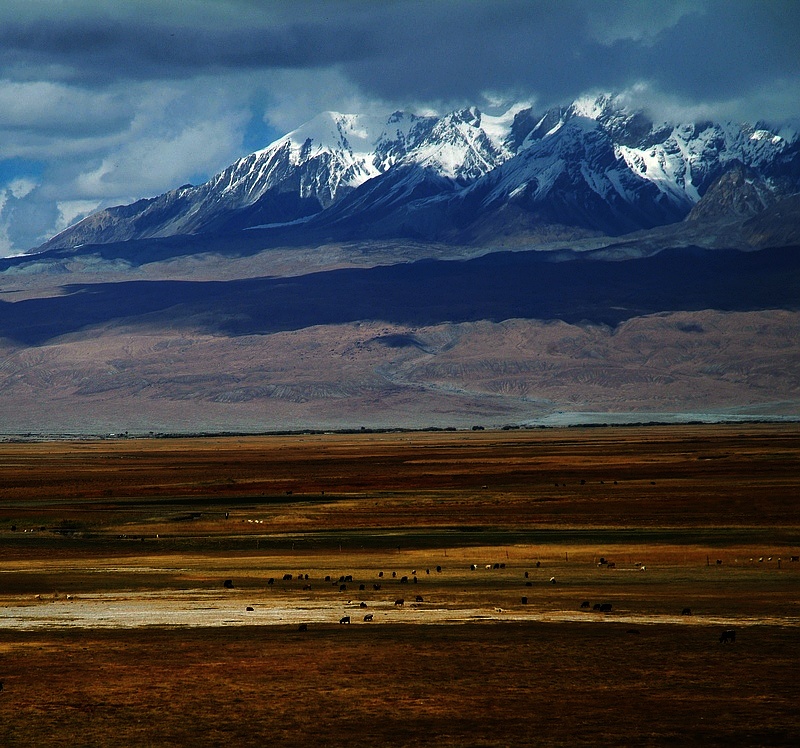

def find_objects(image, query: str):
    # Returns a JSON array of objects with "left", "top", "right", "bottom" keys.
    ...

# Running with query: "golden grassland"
[{"left": 1, "top": 424, "right": 799, "bottom": 746}]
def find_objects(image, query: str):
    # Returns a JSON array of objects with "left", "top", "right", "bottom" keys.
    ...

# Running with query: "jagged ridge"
[{"left": 37, "top": 94, "right": 800, "bottom": 252}]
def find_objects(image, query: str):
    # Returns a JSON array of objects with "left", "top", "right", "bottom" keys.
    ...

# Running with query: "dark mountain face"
[
  {"left": 687, "top": 162, "right": 780, "bottom": 223},
  {"left": 741, "top": 193, "right": 800, "bottom": 247},
  {"left": 3, "top": 246, "right": 799, "bottom": 346},
  {"left": 33, "top": 94, "right": 799, "bottom": 255},
  {"left": 460, "top": 122, "right": 689, "bottom": 235}
]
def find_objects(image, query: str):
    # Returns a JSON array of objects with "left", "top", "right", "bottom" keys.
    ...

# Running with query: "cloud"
[
  {"left": 73, "top": 108, "right": 249, "bottom": 199},
  {"left": 7, "top": 177, "right": 37, "bottom": 200},
  {"left": 260, "top": 68, "right": 390, "bottom": 133},
  {"left": 0, "top": 82, "right": 132, "bottom": 165},
  {"left": 1, "top": 1, "right": 796, "bottom": 112},
  {"left": 0, "top": 3, "right": 379, "bottom": 84},
  {"left": 0, "top": 75, "right": 259, "bottom": 252},
  {"left": 0, "top": 180, "right": 59, "bottom": 255},
  {"left": 324, "top": 0, "right": 800, "bottom": 119}
]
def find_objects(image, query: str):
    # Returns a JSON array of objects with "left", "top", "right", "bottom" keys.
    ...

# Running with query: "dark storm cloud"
[
  {"left": 598, "top": 2, "right": 800, "bottom": 102},
  {"left": 2, "top": 0, "right": 798, "bottom": 112},
  {"left": 333, "top": 0, "right": 800, "bottom": 111},
  {"left": 0, "top": 17, "right": 378, "bottom": 82}
]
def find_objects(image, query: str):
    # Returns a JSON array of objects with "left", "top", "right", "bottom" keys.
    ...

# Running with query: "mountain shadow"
[{"left": 1, "top": 246, "right": 798, "bottom": 345}]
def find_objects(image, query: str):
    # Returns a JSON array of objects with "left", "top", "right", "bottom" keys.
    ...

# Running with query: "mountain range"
[
  {"left": 2, "top": 93, "right": 799, "bottom": 435},
  {"left": 37, "top": 93, "right": 800, "bottom": 252}
]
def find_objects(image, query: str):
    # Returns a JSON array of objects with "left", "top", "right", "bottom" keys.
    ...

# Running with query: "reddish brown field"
[{"left": 1, "top": 424, "right": 799, "bottom": 746}]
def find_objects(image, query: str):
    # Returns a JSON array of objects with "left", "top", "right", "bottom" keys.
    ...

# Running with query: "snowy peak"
[
  {"left": 246, "top": 106, "right": 514, "bottom": 195},
  {"left": 36, "top": 93, "right": 800, "bottom": 252},
  {"left": 372, "top": 111, "right": 438, "bottom": 172},
  {"left": 270, "top": 110, "right": 383, "bottom": 181},
  {"left": 279, "top": 111, "right": 380, "bottom": 155},
  {"left": 403, "top": 106, "right": 514, "bottom": 180}
]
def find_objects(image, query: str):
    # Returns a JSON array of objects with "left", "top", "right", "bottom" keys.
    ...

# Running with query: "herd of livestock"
[{"left": 217, "top": 559, "right": 742, "bottom": 642}]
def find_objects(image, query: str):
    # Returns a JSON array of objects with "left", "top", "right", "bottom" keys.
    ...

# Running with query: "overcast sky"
[{"left": 1, "top": 0, "right": 798, "bottom": 255}]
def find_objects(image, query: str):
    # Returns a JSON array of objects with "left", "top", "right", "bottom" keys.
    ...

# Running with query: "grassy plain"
[{"left": 1, "top": 424, "right": 799, "bottom": 746}]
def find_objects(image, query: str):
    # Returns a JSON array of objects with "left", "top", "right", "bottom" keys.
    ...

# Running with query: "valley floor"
[
  {"left": 2, "top": 242, "right": 798, "bottom": 434},
  {"left": 1, "top": 310, "right": 798, "bottom": 434}
]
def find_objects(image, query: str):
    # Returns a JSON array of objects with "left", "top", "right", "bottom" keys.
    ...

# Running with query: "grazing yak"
[
  {"left": 719, "top": 630, "right": 736, "bottom": 644},
  {"left": 223, "top": 579, "right": 234, "bottom": 589},
  {"left": 682, "top": 608, "right": 692, "bottom": 616},
  {"left": 394, "top": 599, "right": 405, "bottom": 606},
  {"left": 339, "top": 616, "right": 351, "bottom": 624},
  {"left": 363, "top": 614, "right": 374, "bottom": 622},
  {"left": 580, "top": 601, "right": 590, "bottom": 608}
]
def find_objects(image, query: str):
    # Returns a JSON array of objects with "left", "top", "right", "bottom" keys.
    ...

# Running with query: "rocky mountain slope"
[{"left": 37, "top": 94, "right": 799, "bottom": 252}]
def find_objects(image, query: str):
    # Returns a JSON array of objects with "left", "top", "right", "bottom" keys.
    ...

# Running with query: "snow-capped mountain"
[{"left": 37, "top": 94, "right": 799, "bottom": 251}]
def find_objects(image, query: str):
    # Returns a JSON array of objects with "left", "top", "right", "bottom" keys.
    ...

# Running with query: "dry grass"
[
  {"left": 1, "top": 424, "right": 799, "bottom": 745},
  {"left": 1, "top": 624, "right": 798, "bottom": 747}
]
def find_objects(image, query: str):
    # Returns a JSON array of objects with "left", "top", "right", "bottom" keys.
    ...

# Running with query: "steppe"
[{"left": 1, "top": 424, "right": 799, "bottom": 746}]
